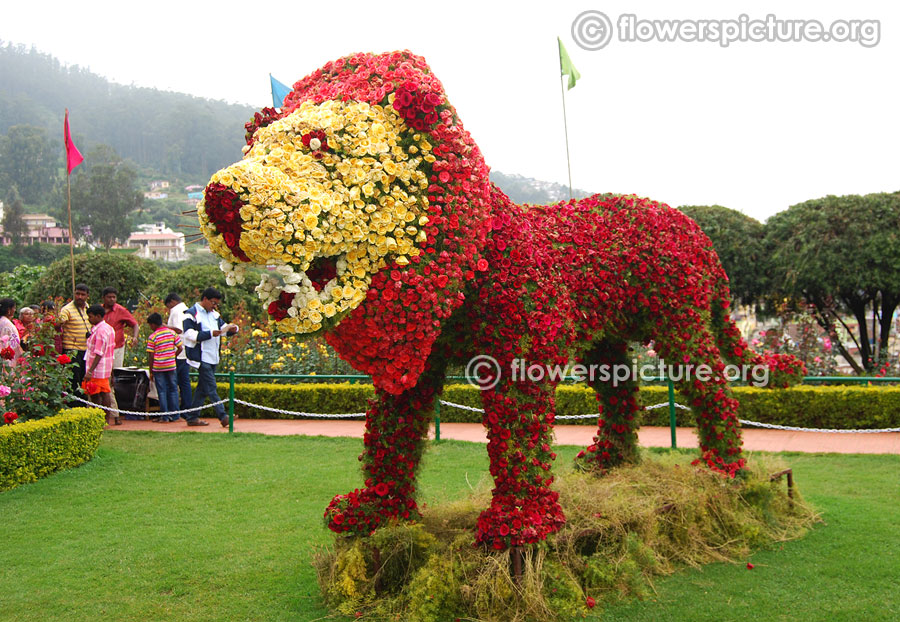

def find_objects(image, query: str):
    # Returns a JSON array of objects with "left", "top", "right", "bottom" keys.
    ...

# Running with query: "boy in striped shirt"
[{"left": 146, "top": 313, "right": 183, "bottom": 422}]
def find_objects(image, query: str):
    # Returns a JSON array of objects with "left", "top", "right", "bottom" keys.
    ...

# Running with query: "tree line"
[{"left": 682, "top": 194, "right": 900, "bottom": 374}]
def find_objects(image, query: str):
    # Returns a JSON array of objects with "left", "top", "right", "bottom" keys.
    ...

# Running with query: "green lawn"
[{"left": 1, "top": 433, "right": 898, "bottom": 622}]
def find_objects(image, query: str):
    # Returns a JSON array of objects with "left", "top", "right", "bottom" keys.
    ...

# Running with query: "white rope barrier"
[
  {"left": 69, "top": 389, "right": 900, "bottom": 433},
  {"left": 437, "top": 399, "right": 900, "bottom": 433},
  {"left": 63, "top": 392, "right": 227, "bottom": 417},
  {"left": 737, "top": 419, "right": 900, "bottom": 434},
  {"left": 232, "top": 398, "right": 365, "bottom": 419}
]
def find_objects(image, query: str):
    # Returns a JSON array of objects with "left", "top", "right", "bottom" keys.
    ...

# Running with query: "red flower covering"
[
  {"left": 203, "top": 183, "right": 250, "bottom": 262},
  {"left": 208, "top": 51, "right": 804, "bottom": 549},
  {"left": 244, "top": 106, "right": 283, "bottom": 146}
]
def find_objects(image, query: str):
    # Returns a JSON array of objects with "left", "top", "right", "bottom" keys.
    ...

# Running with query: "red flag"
[{"left": 64, "top": 109, "right": 84, "bottom": 175}]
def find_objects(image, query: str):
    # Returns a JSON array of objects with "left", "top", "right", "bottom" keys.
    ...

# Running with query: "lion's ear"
[{"left": 391, "top": 81, "right": 444, "bottom": 132}]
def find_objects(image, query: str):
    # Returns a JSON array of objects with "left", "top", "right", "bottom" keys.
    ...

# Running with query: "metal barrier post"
[
  {"left": 434, "top": 399, "right": 441, "bottom": 441},
  {"left": 228, "top": 370, "right": 235, "bottom": 433},
  {"left": 667, "top": 378, "right": 677, "bottom": 449}
]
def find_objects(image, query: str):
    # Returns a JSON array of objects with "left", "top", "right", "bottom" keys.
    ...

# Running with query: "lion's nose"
[{"left": 203, "top": 181, "right": 250, "bottom": 261}]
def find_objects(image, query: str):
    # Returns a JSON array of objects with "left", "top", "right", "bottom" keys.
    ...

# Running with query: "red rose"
[
  {"left": 56, "top": 354, "right": 72, "bottom": 364},
  {"left": 586, "top": 597, "right": 596, "bottom": 609},
  {"left": 0, "top": 347, "right": 14, "bottom": 361},
  {"left": 3, "top": 412, "right": 17, "bottom": 424},
  {"left": 374, "top": 482, "right": 390, "bottom": 496}
]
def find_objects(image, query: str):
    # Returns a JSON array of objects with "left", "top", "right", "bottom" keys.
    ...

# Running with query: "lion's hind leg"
[
  {"left": 575, "top": 340, "right": 643, "bottom": 473},
  {"left": 653, "top": 310, "right": 745, "bottom": 476}
]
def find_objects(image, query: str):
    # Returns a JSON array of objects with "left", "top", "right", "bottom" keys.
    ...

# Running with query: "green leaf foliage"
[
  {"left": 0, "top": 264, "right": 46, "bottom": 301},
  {"left": 679, "top": 205, "right": 767, "bottom": 305},
  {"left": 0, "top": 124, "right": 58, "bottom": 204},
  {"left": 764, "top": 192, "right": 900, "bottom": 370},
  {"left": 28, "top": 251, "right": 161, "bottom": 304},
  {"left": 68, "top": 144, "right": 143, "bottom": 249}
]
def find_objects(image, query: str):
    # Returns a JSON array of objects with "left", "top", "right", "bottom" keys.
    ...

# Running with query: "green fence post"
[
  {"left": 434, "top": 399, "right": 441, "bottom": 442},
  {"left": 228, "top": 370, "right": 235, "bottom": 434},
  {"left": 667, "top": 378, "right": 677, "bottom": 449}
]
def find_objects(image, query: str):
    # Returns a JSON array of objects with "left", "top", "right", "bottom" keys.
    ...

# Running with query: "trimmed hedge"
[
  {"left": 0, "top": 408, "right": 106, "bottom": 492},
  {"left": 215, "top": 383, "right": 900, "bottom": 430}
]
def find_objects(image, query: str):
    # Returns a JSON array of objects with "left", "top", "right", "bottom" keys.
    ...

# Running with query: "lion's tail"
[{"left": 710, "top": 280, "right": 806, "bottom": 389}]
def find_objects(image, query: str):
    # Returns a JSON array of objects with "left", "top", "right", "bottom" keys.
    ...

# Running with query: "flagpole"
[
  {"left": 559, "top": 75, "right": 574, "bottom": 201},
  {"left": 66, "top": 163, "right": 75, "bottom": 297},
  {"left": 64, "top": 108, "right": 76, "bottom": 297}
]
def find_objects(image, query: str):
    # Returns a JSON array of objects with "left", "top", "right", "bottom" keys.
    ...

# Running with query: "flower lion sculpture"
[{"left": 198, "top": 51, "right": 804, "bottom": 551}]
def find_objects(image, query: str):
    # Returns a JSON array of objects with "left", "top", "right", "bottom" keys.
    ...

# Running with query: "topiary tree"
[
  {"left": 679, "top": 205, "right": 767, "bottom": 307},
  {"left": 764, "top": 192, "right": 900, "bottom": 373},
  {"left": 27, "top": 252, "right": 160, "bottom": 305}
]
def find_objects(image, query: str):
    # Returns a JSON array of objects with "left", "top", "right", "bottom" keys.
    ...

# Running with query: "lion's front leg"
[
  {"left": 324, "top": 361, "right": 445, "bottom": 535},
  {"left": 475, "top": 379, "right": 565, "bottom": 549}
]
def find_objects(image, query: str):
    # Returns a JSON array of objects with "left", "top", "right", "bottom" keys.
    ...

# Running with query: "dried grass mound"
[{"left": 313, "top": 454, "right": 818, "bottom": 621}]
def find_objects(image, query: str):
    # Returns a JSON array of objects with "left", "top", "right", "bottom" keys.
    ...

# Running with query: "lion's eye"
[{"left": 301, "top": 130, "right": 330, "bottom": 160}]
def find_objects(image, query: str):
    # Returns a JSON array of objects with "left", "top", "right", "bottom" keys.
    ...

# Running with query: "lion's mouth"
[{"left": 306, "top": 256, "right": 338, "bottom": 292}]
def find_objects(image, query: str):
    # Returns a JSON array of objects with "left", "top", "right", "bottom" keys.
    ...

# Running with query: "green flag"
[{"left": 558, "top": 37, "right": 581, "bottom": 90}]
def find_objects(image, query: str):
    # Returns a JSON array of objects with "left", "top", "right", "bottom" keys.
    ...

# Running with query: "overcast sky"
[{"left": 3, "top": 0, "right": 896, "bottom": 221}]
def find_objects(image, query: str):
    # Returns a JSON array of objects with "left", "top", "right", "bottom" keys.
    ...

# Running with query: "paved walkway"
[{"left": 106, "top": 418, "right": 900, "bottom": 454}]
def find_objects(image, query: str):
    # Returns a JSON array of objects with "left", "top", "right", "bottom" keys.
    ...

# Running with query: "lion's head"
[{"left": 199, "top": 51, "right": 495, "bottom": 392}]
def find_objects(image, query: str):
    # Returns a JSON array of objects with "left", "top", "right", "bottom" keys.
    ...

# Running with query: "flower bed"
[{"left": 0, "top": 407, "right": 105, "bottom": 492}]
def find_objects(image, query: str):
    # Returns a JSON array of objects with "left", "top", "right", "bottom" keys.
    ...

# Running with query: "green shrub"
[
  {"left": 0, "top": 407, "right": 105, "bottom": 492},
  {"left": 216, "top": 382, "right": 900, "bottom": 430},
  {"left": 28, "top": 252, "right": 160, "bottom": 304}
]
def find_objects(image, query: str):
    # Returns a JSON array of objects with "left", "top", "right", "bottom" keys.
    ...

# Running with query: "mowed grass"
[{"left": 0, "top": 432, "right": 898, "bottom": 622}]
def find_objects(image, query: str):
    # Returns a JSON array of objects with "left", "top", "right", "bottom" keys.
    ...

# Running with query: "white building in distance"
[{"left": 126, "top": 223, "right": 186, "bottom": 262}]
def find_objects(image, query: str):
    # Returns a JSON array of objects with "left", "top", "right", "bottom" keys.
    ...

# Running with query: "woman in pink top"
[{"left": 0, "top": 298, "right": 23, "bottom": 369}]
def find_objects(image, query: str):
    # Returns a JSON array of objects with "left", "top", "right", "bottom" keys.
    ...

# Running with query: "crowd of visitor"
[{"left": 0, "top": 285, "right": 238, "bottom": 427}]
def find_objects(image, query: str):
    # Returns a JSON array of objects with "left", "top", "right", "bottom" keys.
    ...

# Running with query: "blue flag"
[{"left": 270, "top": 74, "right": 291, "bottom": 108}]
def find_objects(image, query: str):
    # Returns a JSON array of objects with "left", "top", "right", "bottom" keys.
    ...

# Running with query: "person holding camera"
[{"left": 181, "top": 287, "right": 238, "bottom": 427}]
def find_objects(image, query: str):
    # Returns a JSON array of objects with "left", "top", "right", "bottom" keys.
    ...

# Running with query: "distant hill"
[
  {"left": 0, "top": 42, "right": 255, "bottom": 180},
  {"left": 0, "top": 43, "right": 597, "bottom": 212},
  {"left": 490, "top": 171, "right": 595, "bottom": 206}
]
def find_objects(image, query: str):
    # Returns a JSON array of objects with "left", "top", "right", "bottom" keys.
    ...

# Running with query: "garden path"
[{"left": 106, "top": 419, "right": 900, "bottom": 454}]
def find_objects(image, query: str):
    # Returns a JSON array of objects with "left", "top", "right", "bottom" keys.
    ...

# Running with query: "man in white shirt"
[
  {"left": 181, "top": 287, "right": 238, "bottom": 427},
  {"left": 164, "top": 293, "right": 192, "bottom": 413}
]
